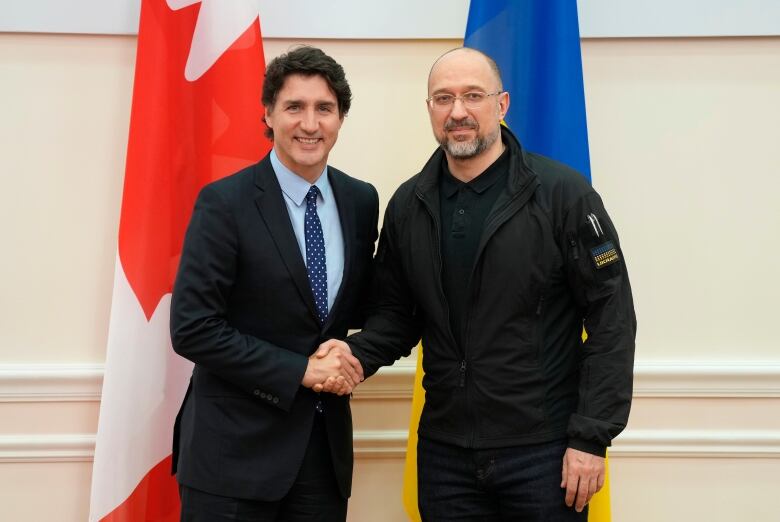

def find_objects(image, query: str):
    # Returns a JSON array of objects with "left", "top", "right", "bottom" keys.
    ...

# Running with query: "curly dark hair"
[{"left": 261, "top": 46, "right": 352, "bottom": 140}]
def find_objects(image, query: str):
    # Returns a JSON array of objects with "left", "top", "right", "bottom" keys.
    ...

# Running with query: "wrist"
[{"left": 567, "top": 438, "right": 607, "bottom": 457}]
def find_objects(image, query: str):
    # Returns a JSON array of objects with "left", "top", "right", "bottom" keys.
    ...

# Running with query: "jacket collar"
[
  {"left": 414, "top": 126, "right": 537, "bottom": 200},
  {"left": 252, "top": 156, "right": 322, "bottom": 326},
  {"left": 252, "top": 156, "right": 355, "bottom": 331},
  {"left": 324, "top": 167, "right": 355, "bottom": 329}
]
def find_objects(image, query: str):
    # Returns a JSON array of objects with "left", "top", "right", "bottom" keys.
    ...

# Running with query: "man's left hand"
[{"left": 561, "top": 447, "right": 605, "bottom": 512}]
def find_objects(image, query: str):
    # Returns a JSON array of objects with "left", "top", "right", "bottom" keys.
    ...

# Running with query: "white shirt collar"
[{"left": 270, "top": 149, "right": 331, "bottom": 207}]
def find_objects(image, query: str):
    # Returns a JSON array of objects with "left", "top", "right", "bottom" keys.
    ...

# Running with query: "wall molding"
[
  {"left": 358, "top": 360, "right": 780, "bottom": 399},
  {"left": 351, "top": 429, "right": 780, "bottom": 460},
  {"left": 2, "top": 429, "right": 779, "bottom": 463},
  {"left": 3, "top": 363, "right": 775, "bottom": 462},
  {"left": 0, "top": 364, "right": 103, "bottom": 402},
  {"left": 0, "top": 361, "right": 779, "bottom": 403},
  {"left": 612, "top": 430, "right": 780, "bottom": 458},
  {"left": 632, "top": 362, "right": 780, "bottom": 398},
  {"left": 0, "top": 434, "right": 95, "bottom": 463},
  {"left": 354, "top": 430, "right": 409, "bottom": 459},
  {"left": 353, "top": 361, "right": 417, "bottom": 400}
]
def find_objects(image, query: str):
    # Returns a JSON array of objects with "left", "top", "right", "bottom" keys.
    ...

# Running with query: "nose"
[
  {"left": 300, "top": 108, "right": 318, "bottom": 133},
  {"left": 449, "top": 97, "right": 469, "bottom": 119}
]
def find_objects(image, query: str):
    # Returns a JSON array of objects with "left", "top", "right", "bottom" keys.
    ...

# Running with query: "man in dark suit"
[{"left": 170, "top": 46, "right": 377, "bottom": 522}]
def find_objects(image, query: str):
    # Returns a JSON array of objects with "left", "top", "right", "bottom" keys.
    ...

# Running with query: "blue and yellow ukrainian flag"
[{"left": 402, "top": 1, "right": 611, "bottom": 520}]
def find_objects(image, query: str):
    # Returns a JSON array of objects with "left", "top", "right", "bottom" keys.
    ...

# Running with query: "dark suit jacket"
[{"left": 170, "top": 155, "right": 378, "bottom": 501}]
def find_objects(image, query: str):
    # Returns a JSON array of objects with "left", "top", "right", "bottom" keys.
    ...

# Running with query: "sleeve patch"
[{"left": 591, "top": 240, "right": 620, "bottom": 269}]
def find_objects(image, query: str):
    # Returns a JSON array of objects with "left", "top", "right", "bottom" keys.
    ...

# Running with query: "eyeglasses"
[{"left": 426, "top": 91, "right": 504, "bottom": 111}]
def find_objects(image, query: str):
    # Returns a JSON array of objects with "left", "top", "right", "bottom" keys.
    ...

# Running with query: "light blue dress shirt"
[{"left": 270, "top": 149, "right": 344, "bottom": 313}]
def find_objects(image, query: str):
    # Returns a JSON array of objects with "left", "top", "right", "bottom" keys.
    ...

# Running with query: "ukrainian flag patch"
[{"left": 591, "top": 240, "right": 619, "bottom": 269}]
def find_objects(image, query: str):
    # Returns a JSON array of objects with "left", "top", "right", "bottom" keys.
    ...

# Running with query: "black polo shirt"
[{"left": 439, "top": 147, "right": 509, "bottom": 349}]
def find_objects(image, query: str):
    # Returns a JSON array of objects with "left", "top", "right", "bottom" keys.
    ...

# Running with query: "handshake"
[{"left": 301, "top": 339, "right": 364, "bottom": 396}]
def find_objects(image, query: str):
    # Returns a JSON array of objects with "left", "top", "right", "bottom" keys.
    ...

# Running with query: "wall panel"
[{"left": 1, "top": 31, "right": 778, "bottom": 522}]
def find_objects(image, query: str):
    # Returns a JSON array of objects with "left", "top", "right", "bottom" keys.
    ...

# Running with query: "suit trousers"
[{"left": 179, "top": 412, "right": 347, "bottom": 522}]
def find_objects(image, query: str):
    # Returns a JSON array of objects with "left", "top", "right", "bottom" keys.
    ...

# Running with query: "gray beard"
[{"left": 440, "top": 126, "right": 499, "bottom": 159}]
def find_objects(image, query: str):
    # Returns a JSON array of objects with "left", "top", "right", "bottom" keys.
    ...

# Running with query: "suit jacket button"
[
  {"left": 272, "top": 397, "right": 279, "bottom": 404},
  {"left": 253, "top": 389, "right": 260, "bottom": 396},
  {"left": 260, "top": 392, "right": 267, "bottom": 399}
]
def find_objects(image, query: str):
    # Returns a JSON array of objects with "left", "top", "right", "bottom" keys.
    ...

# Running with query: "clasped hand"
[{"left": 302, "top": 339, "right": 363, "bottom": 396}]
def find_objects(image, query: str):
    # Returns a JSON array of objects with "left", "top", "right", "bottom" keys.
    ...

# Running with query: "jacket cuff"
[
  {"left": 346, "top": 339, "right": 378, "bottom": 378},
  {"left": 567, "top": 437, "right": 607, "bottom": 457},
  {"left": 264, "top": 351, "right": 308, "bottom": 412}
]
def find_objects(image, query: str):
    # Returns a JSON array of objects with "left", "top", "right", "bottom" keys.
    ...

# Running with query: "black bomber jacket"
[{"left": 348, "top": 127, "right": 636, "bottom": 456}]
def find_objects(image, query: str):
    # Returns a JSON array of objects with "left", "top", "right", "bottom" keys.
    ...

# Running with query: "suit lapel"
[
  {"left": 325, "top": 168, "right": 354, "bottom": 328},
  {"left": 253, "top": 158, "right": 320, "bottom": 324}
]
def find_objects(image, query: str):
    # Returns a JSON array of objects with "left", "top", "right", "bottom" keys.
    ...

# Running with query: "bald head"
[{"left": 428, "top": 47, "right": 503, "bottom": 94}]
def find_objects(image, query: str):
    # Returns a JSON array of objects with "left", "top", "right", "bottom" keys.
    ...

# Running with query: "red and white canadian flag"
[{"left": 89, "top": 1, "right": 271, "bottom": 519}]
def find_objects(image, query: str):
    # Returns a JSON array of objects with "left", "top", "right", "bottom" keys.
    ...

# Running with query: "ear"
[
  {"left": 264, "top": 105, "right": 274, "bottom": 130},
  {"left": 425, "top": 98, "right": 434, "bottom": 118},
  {"left": 498, "top": 91, "right": 510, "bottom": 120}
]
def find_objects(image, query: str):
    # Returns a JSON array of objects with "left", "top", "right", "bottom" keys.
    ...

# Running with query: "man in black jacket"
[{"left": 318, "top": 47, "right": 636, "bottom": 520}]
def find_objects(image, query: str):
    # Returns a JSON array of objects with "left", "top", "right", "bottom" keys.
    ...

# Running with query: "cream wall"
[
  {"left": 1, "top": 33, "right": 779, "bottom": 521},
  {"left": 585, "top": 37, "right": 780, "bottom": 362}
]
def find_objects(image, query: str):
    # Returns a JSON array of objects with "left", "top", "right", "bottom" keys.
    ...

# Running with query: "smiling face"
[
  {"left": 264, "top": 73, "right": 344, "bottom": 183},
  {"left": 427, "top": 49, "right": 508, "bottom": 161}
]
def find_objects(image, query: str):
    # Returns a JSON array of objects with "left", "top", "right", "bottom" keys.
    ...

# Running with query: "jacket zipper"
[
  {"left": 462, "top": 180, "right": 538, "bottom": 447},
  {"left": 463, "top": 178, "right": 538, "bottom": 351},
  {"left": 535, "top": 294, "right": 545, "bottom": 316},
  {"left": 417, "top": 190, "right": 473, "bottom": 445},
  {"left": 568, "top": 233, "right": 580, "bottom": 261},
  {"left": 415, "top": 191, "right": 459, "bottom": 355}
]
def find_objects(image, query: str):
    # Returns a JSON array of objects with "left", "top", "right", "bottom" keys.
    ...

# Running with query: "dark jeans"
[
  {"left": 418, "top": 437, "right": 587, "bottom": 522},
  {"left": 179, "top": 413, "right": 347, "bottom": 522}
]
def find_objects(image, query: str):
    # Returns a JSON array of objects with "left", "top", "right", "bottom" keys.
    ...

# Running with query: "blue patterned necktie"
[{"left": 304, "top": 185, "right": 328, "bottom": 324}]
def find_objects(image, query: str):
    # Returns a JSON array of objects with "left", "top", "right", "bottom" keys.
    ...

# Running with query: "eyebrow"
[{"left": 281, "top": 99, "right": 337, "bottom": 107}]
